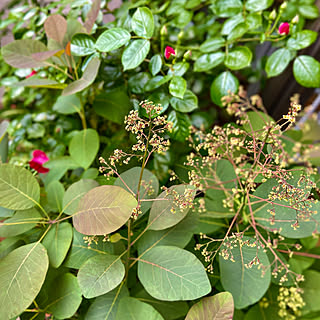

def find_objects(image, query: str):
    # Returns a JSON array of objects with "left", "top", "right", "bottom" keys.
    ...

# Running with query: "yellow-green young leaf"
[
  {"left": 132, "top": 7, "right": 154, "bottom": 39},
  {"left": 121, "top": 39, "right": 150, "bottom": 71},
  {"left": 0, "top": 208, "right": 42, "bottom": 237},
  {"left": 219, "top": 236, "right": 271, "bottom": 309},
  {"left": 73, "top": 185, "right": 137, "bottom": 235},
  {"left": 116, "top": 297, "right": 164, "bottom": 320},
  {"left": 185, "top": 292, "right": 234, "bottom": 320},
  {"left": 138, "top": 246, "right": 211, "bottom": 301},
  {"left": 0, "top": 243, "right": 49, "bottom": 320},
  {"left": 148, "top": 185, "right": 195, "bottom": 230},
  {"left": 69, "top": 128, "right": 100, "bottom": 169},
  {"left": 63, "top": 179, "right": 99, "bottom": 215},
  {"left": 95, "top": 28, "right": 131, "bottom": 52},
  {"left": 77, "top": 254, "right": 125, "bottom": 298},
  {"left": 85, "top": 285, "right": 129, "bottom": 320},
  {"left": 0, "top": 164, "right": 40, "bottom": 210},
  {"left": 42, "top": 222, "right": 73, "bottom": 268}
]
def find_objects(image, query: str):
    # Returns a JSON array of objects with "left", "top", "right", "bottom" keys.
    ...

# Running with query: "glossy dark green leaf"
[
  {"left": 2, "top": 39, "right": 48, "bottom": 68},
  {"left": 172, "top": 10, "right": 193, "bottom": 28},
  {"left": 227, "top": 22, "right": 248, "bottom": 40},
  {"left": 0, "top": 208, "right": 42, "bottom": 237},
  {"left": 128, "top": 72, "right": 151, "bottom": 93},
  {"left": 0, "top": 243, "right": 49, "bottom": 320},
  {"left": 78, "top": 254, "right": 125, "bottom": 298},
  {"left": 185, "top": 292, "right": 234, "bottom": 320},
  {"left": 93, "top": 90, "right": 131, "bottom": 124},
  {"left": 194, "top": 52, "right": 225, "bottom": 72},
  {"left": 212, "top": 0, "right": 243, "bottom": 17},
  {"left": 219, "top": 236, "right": 271, "bottom": 309},
  {"left": 122, "top": 39, "right": 150, "bottom": 71},
  {"left": 293, "top": 55, "right": 320, "bottom": 88},
  {"left": 62, "top": 57, "right": 101, "bottom": 95},
  {"left": 245, "top": 0, "right": 273, "bottom": 12},
  {"left": 53, "top": 94, "right": 82, "bottom": 114},
  {"left": 199, "top": 37, "right": 225, "bottom": 53},
  {"left": 210, "top": 71, "right": 239, "bottom": 107},
  {"left": 116, "top": 297, "right": 164, "bottom": 320},
  {"left": 225, "top": 46, "right": 252, "bottom": 70},
  {"left": 298, "top": 4, "right": 319, "bottom": 19},
  {"left": 69, "top": 128, "right": 100, "bottom": 169},
  {"left": 169, "top": 76, "right": 187, "bottom": 99},
  {"left": 149, "top": 54, "right": 162, "bottom": 76},
  {"left": 246, "top": 12, "right": 262, "bottom": 30},
  {"left": 132, "top": 7, "right": 154, "bottom": 38},
  {"left": 287, "top": 30, "right": 317, "bottom": 50},
  {"left": 167, "top": 62, "right": 190, "bottom": 76},
  {"left": 0, "top": 164, "right": 40, "bottom": 210},
  {"left": 138, "top": 246, "right": 211, "bottom": 301},
  {"left": 221, "top": 14, "right": 244, "bottom": 35},
  {"left": 73, "top": 185, "right": 137, "bottom": 235},
  {"left": 168, "top": 110, "right": 191, "bottom": 142},
  {"left": 146, "top": 91, "right": 170, "bottom": 115},
  {"left": 42, "top": 222, "right": 73, "bottom": 268},
  {"left": 71, "top": 33, "right": 96, "bottom": 56},
  {"left": 170, "top": 89, "right": 198, "bottom": 113},
  {"left": 145, "top": 75, "right": 172, "bottom": 91},
  {"left": 95, "top": 28, "right": 131, "bottom": 52},
  {"left": 265, "top": 48, "right": 291, "bottom": 77}
]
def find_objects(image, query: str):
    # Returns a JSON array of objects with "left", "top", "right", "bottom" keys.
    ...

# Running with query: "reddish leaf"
[{"left": 44, "top": 15, "right": 67, "bottom": 44}]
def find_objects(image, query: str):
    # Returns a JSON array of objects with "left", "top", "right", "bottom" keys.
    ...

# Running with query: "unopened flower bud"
[
  {"left": 269, "top": 9, "right": 276, "bottom": 20},
  {"left": 280, "top": 1, "right": 287, "bottom": 11},
  {"left": 183, "top": 50, "right": 192, "bottom": 59},
  {"left": 292, "top": 14, "right": 299, "bottom": 24},
  {"left": 160, "top": 25, "right": 167, "bottom": 36}
]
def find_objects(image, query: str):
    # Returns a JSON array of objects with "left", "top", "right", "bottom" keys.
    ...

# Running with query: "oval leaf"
[
  {"left": 69, "top": 128, "right": 100, "bottom": 169},
  {"left": 225, "top": 46, "right": 252, "bottom": 70},
  {"left": 77, "top": 254, "right": 125, "bottom": 298},
  {"left": 73, "top": 185, "right": 137, "bottom": 235},
  {"left": 95, "top": 28, "right": 131, "bottom": 52},
  {"left": 287, "top": 30, "right": 317, "bottom": 50},
  {"left": 169, "top": 76, "right": 187, "bottom": 99},
  {"left": 0, "top": 243, "right": 49, "bottom": 320},
  {"left": 219, "top": 236, "right": 271, "bottom": 309},
  {"left": 210, "top": 71, "right": 239, "bottom": 107},
  {"left": 149, "top": 54, "right": 162, "bottom": 76},
  {"left": 265, "top": 48, "right": 291, "bottom": 78},
  {"left": 138, "top": 246, "right": 211, "bottom": 301},
  {"left": 122, "top": 39, "right": 150, "bottom": 71},
  {"left": 44, "top": 14, "right": 67, "bottom": 44},
  {"left": 71, "top": 33, "right": 96, "bottom": 56},
  {"left": 293, "top": 55, "right": 320, "bottom": 88},
  {"left": 168, "top": 111, "right": 191, "bottom": 142},
  {"left": 53, "top": 94, "right": 82, "bottom": 114},
  {"left": 0, "top": 164, "right": 40, "bottom": 210},
  {"left": 132, "top": 7, "right": 154, "bottom": 39},
  {"left": 170, "top": 89, "right": 198, "bottom": 113},
  {"left": 185, "top": 292, "right": 234, "bottom": 320},
  {"left": 199, "top": 37, "right": 225, "bottom": 53},
  {"left": 194, "top": 52, "right": 225, "bottom": 72}
]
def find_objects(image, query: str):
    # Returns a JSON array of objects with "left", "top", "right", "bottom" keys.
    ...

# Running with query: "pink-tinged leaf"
[
  {"left": 31, "top": 50, "right": 62, "bottom": 61},
  {"left": 73, "top": 185, "right": 137, "bottom": 235},
  {"left": 44, "top": 15, "right": 67, "bottom": 44},
  {"left": 1, "top": 39, "right": 48, "bottom": 68},
  {"left": 62, "top": 57, "right": 100, "bottom": 95},
  {"left": 185, "top": 292, "right": 234, "bottom": 320},
  {"left": 84, "top": 0, "right": 101, "bottom": 33}
]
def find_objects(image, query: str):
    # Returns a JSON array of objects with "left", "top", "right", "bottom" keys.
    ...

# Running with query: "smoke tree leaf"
[
  {"left": 46, "top": 180, "right": 65, "bottom": 212},
  {"left": 53, "top": 94, "right": 82, "bottom": 114},
  {"left": 138, "top": 246, "right": 211, "bottom": 301},
  {"left": 0, "top": 242, "right": 49, "bottom": 320},
  {"left": 73, "top": 185, "right": 137, "bottom": 235},
  {"left": 185, "top": 292, "right": 234, "bottom": 320},
  {"left": 0, "top": 164, "right": 40, "bottom": 210},
  {"left": 44, "top": 14, "right": 67, "bottom": 44}
]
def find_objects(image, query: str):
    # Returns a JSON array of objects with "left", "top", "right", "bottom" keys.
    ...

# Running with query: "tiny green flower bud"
[
  {"left": 280, "top": 1, "right": 287, "bottom": 11},
  {"left": 183, "top": 50, "right": 192, "bottom": 59},
  {"left": 160, "top": 25, "right": 167, "bottom": 36},
  {"left": 178, "top": 31, "right": 184, "bottom": 39},
  {"left": 269, "top": 9, "right": 276, "bottom": 20},
  {"left": 292, "top": 14, "right": 299, "bottom": 24}
]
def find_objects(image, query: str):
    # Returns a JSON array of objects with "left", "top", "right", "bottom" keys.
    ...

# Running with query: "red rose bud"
[
  {"left": 164, "top": 46, "right": 176, "bottom": 59},
  {"left": 278, "top": 22, "right": 290, "bottom": 35},
  {"left": 29, "top": 150, "right": 50, "bottom": 173},
  {"left": 26, "top": 70, "right": 37, "bottom": 78}
]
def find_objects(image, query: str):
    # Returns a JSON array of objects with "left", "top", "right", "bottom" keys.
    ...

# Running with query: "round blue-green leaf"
[
  {"left": 219, "top": 236, "right": 271, "bottom": 309},
  {"left": 0, "top": 164, "right": 40, "bottom": 210},
  {"left": 287, "top": 30, "right": 317, "bottom": 51},
  {"left": 293, "top": 55, "right": 320, "bottom": 88},
  {"left": 77, "top": 254, "right": 125, "bottom": 298},
  {"left": 116, "top": 297, "right": 164, "bottom": 320},
  {"left": 95, "top": 28, "right": 131, "bottom": 52},
  {"left": 225, "top": 46, "right": 252, "bottom": 70},
  {"left": 194, "top": 52, "right": 225, "bottom": 72},
  {"left": 245, "top": 0, "right": 273, "bottom": 12},
  {"left": 0, "top": 243, "right": 49, "bottom": 320},
  {"left": 122, "top": 39, "right": 150, "bottom": 71},
  {"left": 170, "top": 89, "right": 198, "bottom": 113},
  {"left": 69, "top": 128, "right": 99, "bottom": 169},
  {"left": 265, "top": 48, "right": 291, "bottom": 78},
  {"left": 138, "top": 246, "right": 211, "bottom": 301},
  {"left": 53, "top": 94, "right": 81, "bottom": 114},
  {"left": 210, "top": 71, "right": 239, "bottom": 107},
  {"left": 73, "top": 185, "right": 137, "bottom": 235},
  {"left": 71, "top": 33, "right": 96, "bottom": 56},
  {"left": 132, "top": 7, "right": 154, "bottom": 39}
]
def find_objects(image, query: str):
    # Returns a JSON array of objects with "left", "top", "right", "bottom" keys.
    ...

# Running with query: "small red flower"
[
  {"left": 29, "top": 150, "right": 49, "bottom": 173},
  {"left": 278, "top": 22, "right": 290, "bottom": 35},
  {"left": 164, "top": 46, "right": 176, "bottom": 59},
  {"left": 26, "top": 70, "right": 37, "bottom": 78}
]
